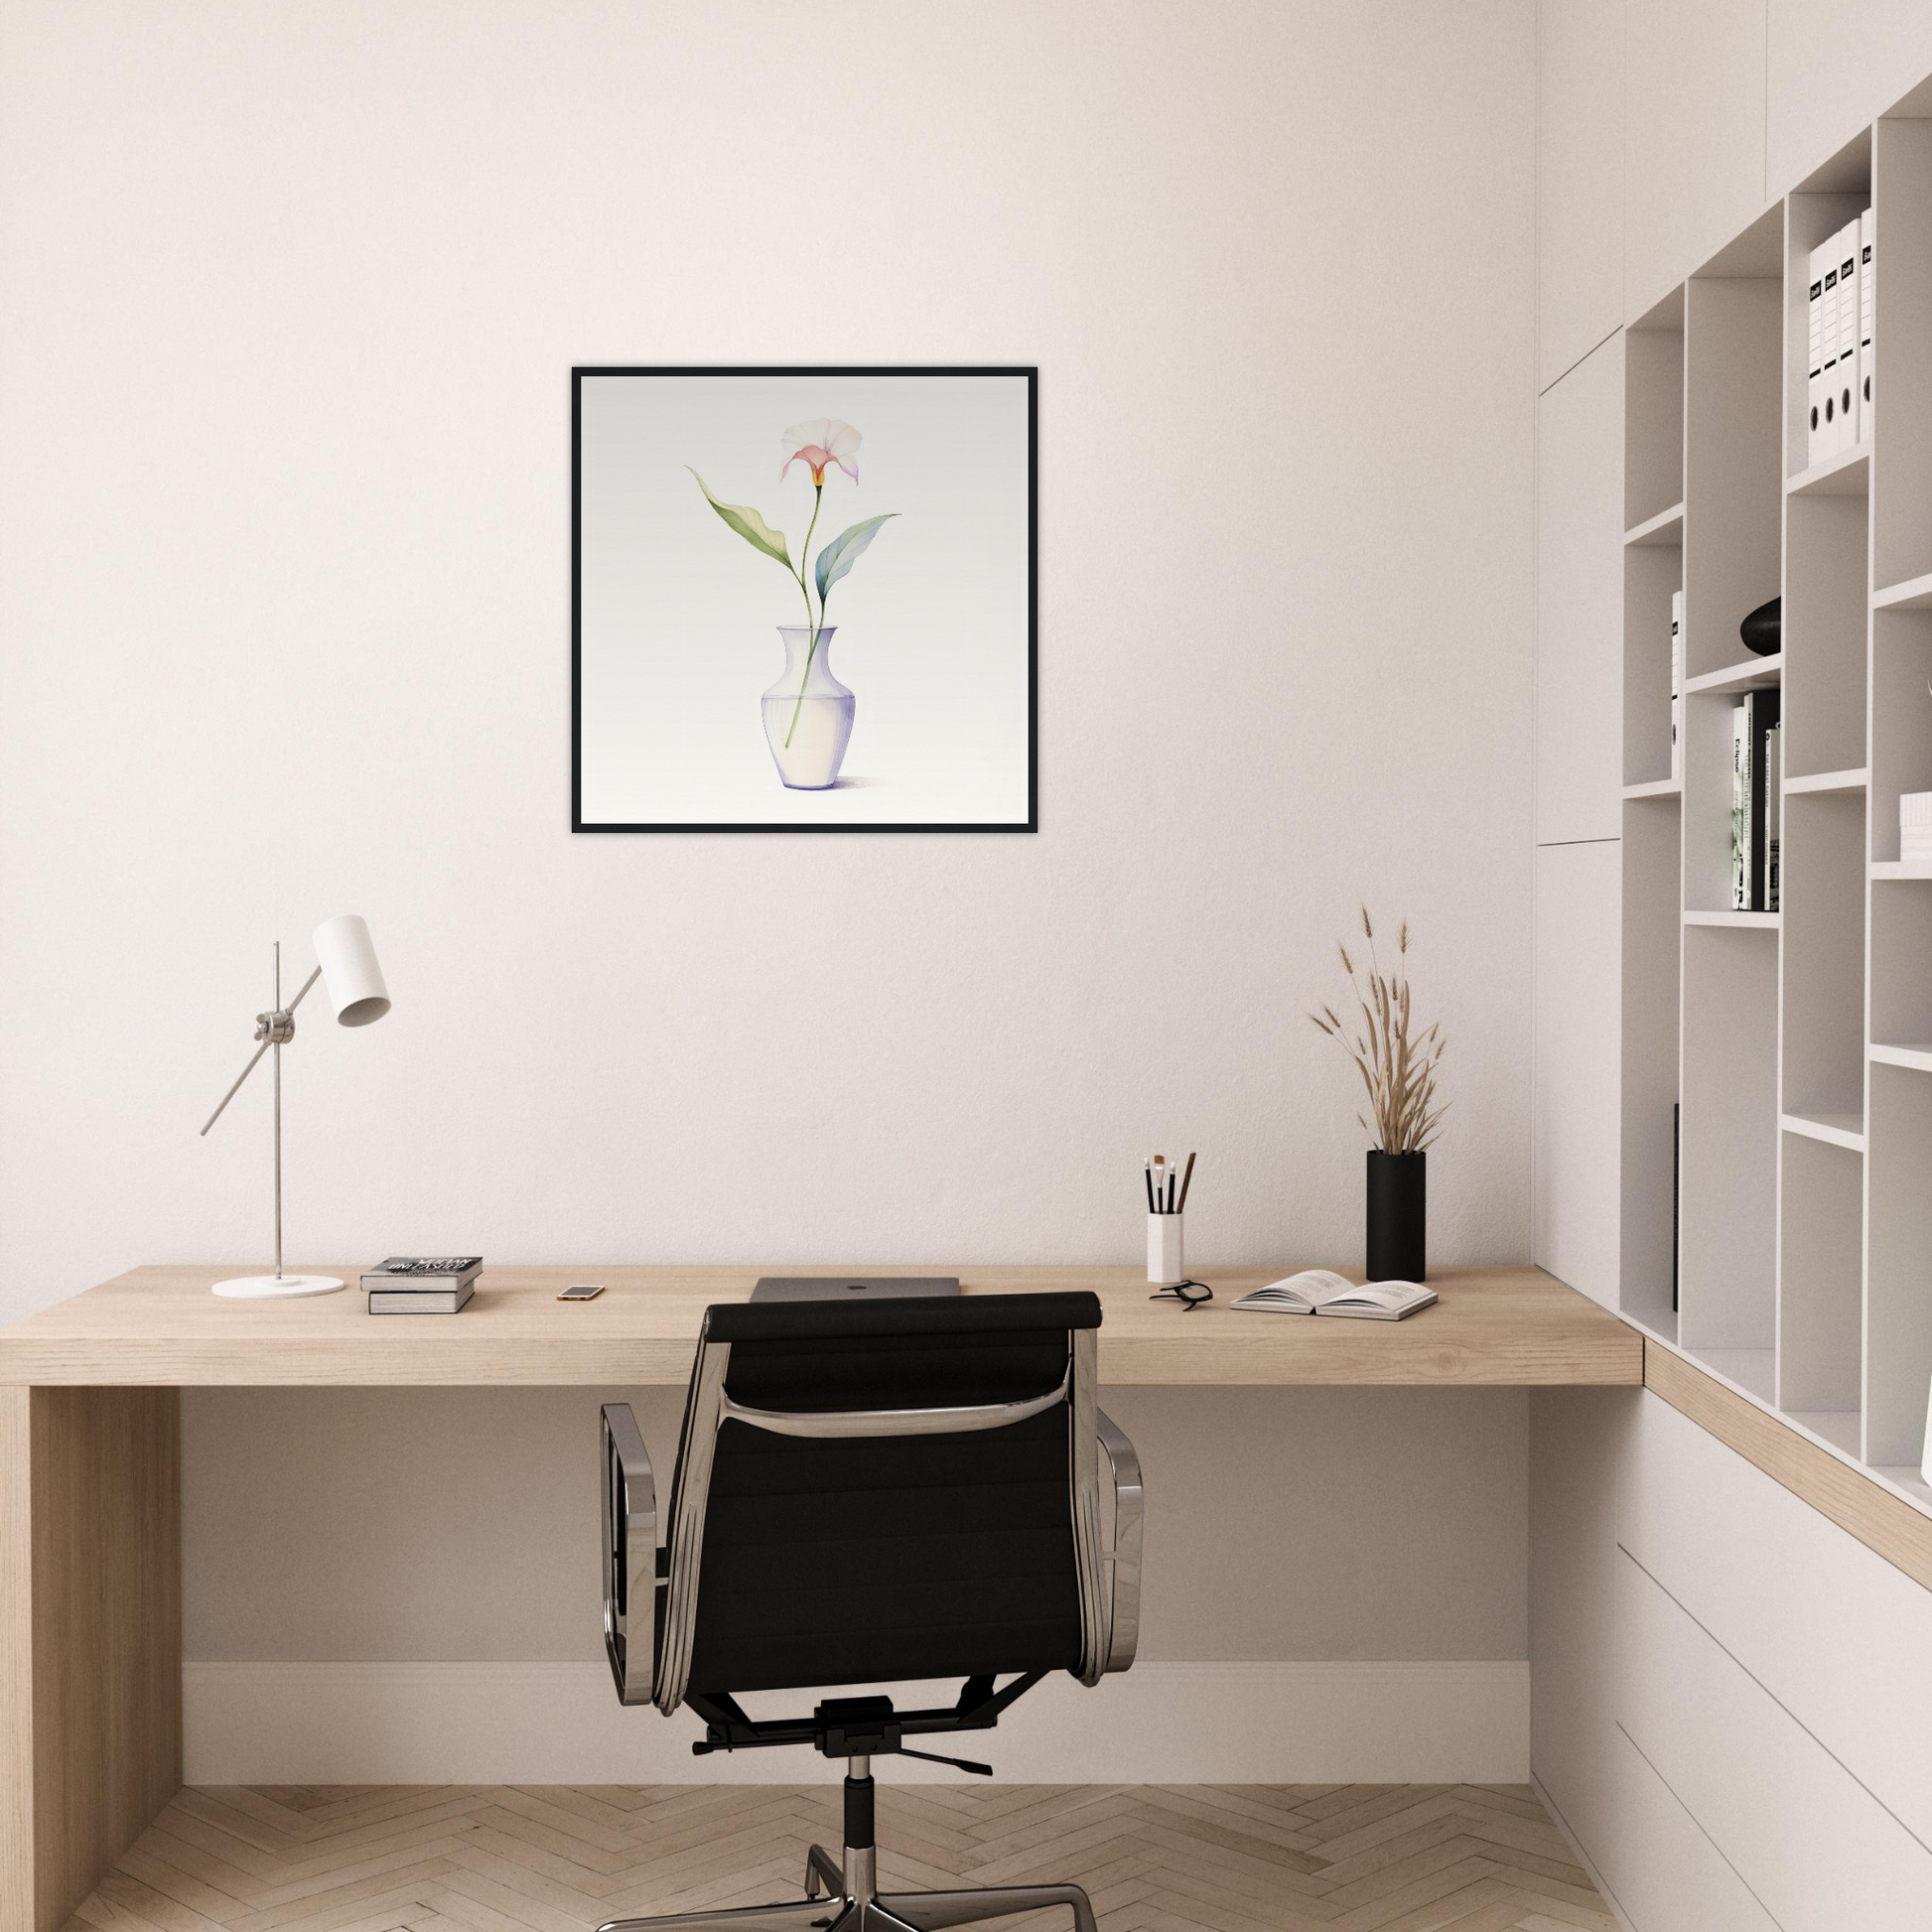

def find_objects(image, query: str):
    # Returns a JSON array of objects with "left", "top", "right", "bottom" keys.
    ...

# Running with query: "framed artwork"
[{"left": 573, "top": 365, "right": 1036, "bottom": 833}]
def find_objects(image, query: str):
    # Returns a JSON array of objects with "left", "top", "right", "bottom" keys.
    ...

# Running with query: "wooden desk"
[
  {"left": 0, "top": 1261, "right": 1637, "bottom": 1388},
  {"left": 0, "top": 1262, "right": 1634, "bottom": 1932}
]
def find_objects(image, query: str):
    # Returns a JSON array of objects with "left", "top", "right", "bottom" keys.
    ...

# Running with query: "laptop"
[{"left": 751, "top": 1276, "right": 962, "bottom": 1303}]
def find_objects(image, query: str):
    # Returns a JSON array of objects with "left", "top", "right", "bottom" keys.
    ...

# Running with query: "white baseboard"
[{"left": 183, "top": 1660, "right": 1528, "bottom": 1786}]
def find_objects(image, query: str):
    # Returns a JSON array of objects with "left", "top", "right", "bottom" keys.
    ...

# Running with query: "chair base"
[{"left": 597, "top": 1845, "right": 1098, "bottom": 1932}]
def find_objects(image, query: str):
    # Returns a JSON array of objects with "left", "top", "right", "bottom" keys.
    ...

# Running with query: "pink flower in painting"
[{"left": 780, "top": 418, "right": 862, "bottom": 485}]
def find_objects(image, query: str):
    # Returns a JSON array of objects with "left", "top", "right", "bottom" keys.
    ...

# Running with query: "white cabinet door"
[
  {"left": 1625, "top": 0, "right": 1769, "bottom": 318},
  {"left": 1534, "top": 841, "right": 1621, "bottom": 1308},
  {"left": 1537, "top": 336, "right": 1624, "bottom": 844},
  {"left": 1617, "top": 1547, "right": 1932, "bottom": 1930},
  {"left": 1538, "top": 0, "right": 1624, "bottom": 390},
  {"left": 1622, "top": 1390, "right": 1932, "bottom": 1852},
  {"left": 1599, "top": 1725, "right": 1781, "bottom": 1932}
]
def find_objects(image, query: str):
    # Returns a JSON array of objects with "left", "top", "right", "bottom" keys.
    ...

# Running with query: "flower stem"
[{"left": 784, "top": 482, "right": 824, "bottom": 749}]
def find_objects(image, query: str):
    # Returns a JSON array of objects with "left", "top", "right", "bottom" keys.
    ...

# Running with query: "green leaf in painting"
[
  {"left": 687, "top": 468, "right": 792, "bottom": 568},
  {"left": 814, "top": 513, "right": 897, "bottom": 606}
]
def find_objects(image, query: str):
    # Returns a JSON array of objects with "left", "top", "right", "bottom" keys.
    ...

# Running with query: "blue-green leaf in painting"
[
  {"left": 814, "top": 513, "right": 897, "bottom": 606},
  {"left": 687, "top": 468, "right": 792, "bottom": 568}
]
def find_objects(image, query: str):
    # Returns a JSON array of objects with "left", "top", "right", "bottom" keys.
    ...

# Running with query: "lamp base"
[{"left": 210, "top": 1273, "right": 345, "bottom": 1300}]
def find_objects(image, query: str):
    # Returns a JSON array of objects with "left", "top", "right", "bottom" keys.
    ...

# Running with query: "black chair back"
[{"left": 660, "top": 1292, "right": 1104, "bottom": 1703}]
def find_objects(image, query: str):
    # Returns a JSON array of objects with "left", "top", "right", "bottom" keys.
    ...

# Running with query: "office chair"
[{"left": 597, "top": 1291, "right": 1143, "bottom": 1932}]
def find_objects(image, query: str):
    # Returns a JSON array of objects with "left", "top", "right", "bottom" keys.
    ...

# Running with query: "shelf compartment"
[
  {"left": 1623, "top": 777, "right": 1683, "bottom": 800},
  {"left": 1778, "top": 1134, "right": 1863, "bottom": 1421},
  {"left": 1623, "top": 541, "right": 1683, "bottom": 787},
  {"left": 1867, "top": 609, "right": 1932, "bottom": 861},
  {"left": 1866, "top": 1062, "right": 1932, "bottom": 1467},
  {"left": 1786, "top": 766, "right": 1867, "bottom": 793},
  {"left": 1781, "top": 1110, "right": 1866, "bottom": 1151},
  {"left": 1784, "top": 492, "right": 1869, "bottom": 776},
  {"left": 1683, "top": 676, "right": 1780, "bottom": 917},
  {"left": 1870, "top": 865, "right": 1932, "bottom": 1047},
  {"left": 1679, "top": 925, "right": 1779, "bottom": 1359},
  {"left": 1684, "top": 653, "right": 1781, "bottom": 696},
  {"left": 1620, "top": 792, "right": 1683, "bottom": 1341},
  {"left": 1625, "top": 300, "right": 1685, "bottom": 532},
  {"left": 1624, "top": 501, "right": 1685, "bottom": 547},
  {"left": 1785, "top": 448, "right": 1869, "bottom": 496},
  {"left": 1872, "top": 571, "right": 1932, "bottom": 612},
  {"left": 1786, "top": 186, "right": 1869, "bottom": 483},
  {"left": 1782, "top": 790, "right": 1866, "bottom": 1123},
  {"left": 1684, "top": 271, "right": 1782, "bottom": 682}
]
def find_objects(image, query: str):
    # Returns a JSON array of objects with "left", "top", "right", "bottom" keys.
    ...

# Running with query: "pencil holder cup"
[{"left": 1148, "top": 1213, "right": 1185, "bottom": 1286}]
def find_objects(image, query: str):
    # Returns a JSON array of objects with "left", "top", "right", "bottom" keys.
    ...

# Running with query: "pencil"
[{"left": 1176, "top": 1151, "right": 1196, "bottom": 1213}]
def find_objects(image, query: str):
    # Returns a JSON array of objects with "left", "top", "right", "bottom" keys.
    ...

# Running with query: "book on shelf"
[
  {"left": 1670, "top": 590, "right": 1683, "bottom": 781},
  {"left": 1230, "top": 1270, "right": 1437, "bottom": 1320},
  {"left": 1765, "top": 720, "right": 1781, "bottom": 912},
  {"left": 1807, "top": 239, "right": 1828, "bottom": 466},
  {"left": 1818, "top": 237, "right": 1845, "bottom": 458},
  {"left": 1730, "top": 703, "right": 1749, "bottom": 907},
  {"left": 1738, "top": 691, "right": 1777, "bottom": 907},
  {"left": 1747, "top": 690, "right": 1780, "bottom": 910},
  {"left": 368, "top": 1281, "right": 475, "bottom": 1315},
  {"left": 1861, "top": 207, "right": 1874, "bottom": 444},
  {"left": 1728, "top": 692, "right": 1781, "bottom": 911},
  {"left": 1837, "top": 218, "right": 1861, "bottom": 455}
]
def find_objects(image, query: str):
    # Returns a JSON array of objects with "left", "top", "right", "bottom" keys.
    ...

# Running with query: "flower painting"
[
  {"left": 687, "top": 420, "right": 897, "bottom": 789},
  {"left": 573, "top": 367, "right": 1035, "bottom": 832}
]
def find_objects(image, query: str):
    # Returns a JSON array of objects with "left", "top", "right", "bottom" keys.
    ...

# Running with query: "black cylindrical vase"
[{"left": 1366, "top": 1150, "right": 1426, "bottom": 1282}]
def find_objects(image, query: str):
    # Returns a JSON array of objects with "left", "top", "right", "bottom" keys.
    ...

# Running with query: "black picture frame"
[{"left": 571, "top": 365, "right": 1037, "bottom": 835}]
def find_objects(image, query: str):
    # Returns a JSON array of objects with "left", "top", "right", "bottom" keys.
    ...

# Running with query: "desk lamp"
[{"left": 200, "top": 913, "right": 391, "bottom": 1299}]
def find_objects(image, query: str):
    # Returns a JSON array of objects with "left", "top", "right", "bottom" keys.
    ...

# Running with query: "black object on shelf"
[
  {"left": 1672, "top": 1102, "right": 1680, "bottom": 1314},
  {"left": 1366, "top": 1150, "right": 1426, "bottom": 1282},
  {"left": 1740, "top": 595, "right": 1781, "bottom": 657}
]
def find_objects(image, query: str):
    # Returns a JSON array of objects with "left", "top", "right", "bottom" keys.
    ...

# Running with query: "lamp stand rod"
[
  {"left": 202, "top": 939, "right": 340, "bottom": 1302},
  {"left": 199, "top": 953, "right": 322, "bottom": 1137}
]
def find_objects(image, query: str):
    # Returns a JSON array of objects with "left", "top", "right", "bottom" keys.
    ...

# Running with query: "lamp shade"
[{"left": 312, "top": 914, "right": 390, "bottom": 1028}]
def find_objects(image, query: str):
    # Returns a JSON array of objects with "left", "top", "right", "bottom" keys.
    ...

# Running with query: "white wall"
[
  {"left": 0, "top": 1, "right": 1539, "bottom": 1762},
  {"left": 0, "top": 1, "right": 1538, "bottom": 1311}
]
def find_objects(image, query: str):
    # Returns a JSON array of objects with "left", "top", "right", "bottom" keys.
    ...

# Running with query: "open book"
[{"left": 1230, "top": 1270, "right": 1438, "bottom": 1320}]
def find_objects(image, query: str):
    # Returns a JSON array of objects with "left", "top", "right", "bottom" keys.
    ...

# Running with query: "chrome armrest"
[
  {"left": 1095, "top": 1407, "right": 1143, "bottom": 1673},
  {"left": 601, "top": 1403, "right": 657, "bottom": 1707}
]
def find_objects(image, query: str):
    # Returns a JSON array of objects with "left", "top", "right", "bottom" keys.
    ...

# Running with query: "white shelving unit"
[{"left": 1619, "top": 106, "right": 1932, "bottom": 1515}]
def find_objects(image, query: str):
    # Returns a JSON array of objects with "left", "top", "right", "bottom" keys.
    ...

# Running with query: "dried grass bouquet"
[{"left": 1310, "top": 907, "right": 1449, "bottom": 1154}]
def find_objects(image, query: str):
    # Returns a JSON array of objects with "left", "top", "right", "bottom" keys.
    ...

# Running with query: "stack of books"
[
  {"left": 361, "top": 1256, "right": 483, "bottom": 1313},
  {"left": 1729, "top": 692, "right": 1781, "bottom": 911}
]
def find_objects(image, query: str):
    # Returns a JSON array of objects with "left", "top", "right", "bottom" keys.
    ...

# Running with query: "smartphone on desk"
[{"left": 558, "top": 1283, "right": 605, "bottom": 1301}]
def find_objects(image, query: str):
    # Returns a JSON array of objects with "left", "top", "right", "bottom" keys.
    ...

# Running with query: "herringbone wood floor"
[{"left": 65, "top": 1784, "right": 1617, "bottom": 1932}]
